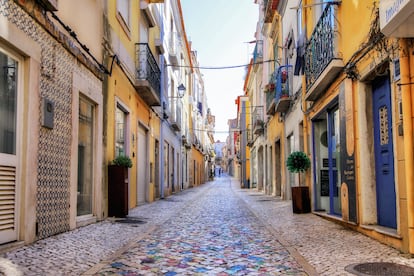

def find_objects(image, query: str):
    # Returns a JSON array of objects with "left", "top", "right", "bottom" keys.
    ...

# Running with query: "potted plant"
[
  {"left": 108, "top": 155, "right": 132, "bottom": 218},
  {"left": 111, "top": 155, "right": 133, "bottom": 168},
  {"left": 287, "top": 151, "right": 311, "bottom": 213}
]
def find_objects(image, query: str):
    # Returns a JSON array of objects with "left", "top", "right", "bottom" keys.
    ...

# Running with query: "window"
[
  {"left": 0, "top": 50, "right": 18, "bottom": 155},
  {"left": 117, "top": 0, "right": 130, "bottom": 27},
  {"left": 115, "top": 105, "right": 128, "bottom": 157}
]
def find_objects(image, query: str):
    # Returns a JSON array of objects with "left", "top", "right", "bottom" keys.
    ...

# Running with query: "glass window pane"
[
  {"left": 77, "top": 97, "right": 94, "bottom": 216},
  {"left": 0, "top": 51, "right": 18, "bottom": 155},
  {"left": 115, "top": 106, "right": 126, "bottom": 157}
]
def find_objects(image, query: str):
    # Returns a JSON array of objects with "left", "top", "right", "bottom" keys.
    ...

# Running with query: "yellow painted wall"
[
  {"left": 192, "top": 148, "right": 204, "bottom": 187},
  {"left": 267, "top": 113, "right": 285, "bottom": 191},
  {"left": 105, "top": 1, "right": 161, "bottom": 209},
  {"left": 303, "top": 0, "right": 411, "bottom": 252}
]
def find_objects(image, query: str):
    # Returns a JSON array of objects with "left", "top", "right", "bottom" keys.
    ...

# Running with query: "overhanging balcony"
[
  {"left": 168, "top": 32, "right": 180, "bottom": 67},
  {"left": 275, "top": 65, "right": 293, "bottom": 113},
  {"left": 135, "top": 43, "right": 161, "bottom": 106},
  {"left": 264, "top": 0, "right": 280, "bottom": 23},
  {"left": 247, "top": 124, "right": 254, "bottom": 147},
  {"left": 252, "top": 106, "right": 264, "bottom": 135},
  {"left": 266, "top": 71, "right": 277, "bottom": 115},
  {"left": 305, "top": 3, "right": 343, "bottom": 101},
  {"left": 169, "top": 99, "right": 182, "bottom": 131},
  {"left": 266, "top": 65, "right": 293, "bottom": 114}
]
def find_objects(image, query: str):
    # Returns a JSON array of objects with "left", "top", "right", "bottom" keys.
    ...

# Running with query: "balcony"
[
  {"left": 168, "top": 32, "right": 180, "bottom": 67},
  {"left": 264, "top": 0, "right": 280, "bottom": 23},
  {"left": 135, "top": 43, "right": 161, "bottom": 106},
  {"left": 246, "top": 124, "right": 254, "bottom": 147},
  {"left": 169, "top": 99, "right": 182, "bottom": 131},
  {"left": 182, "top": 129, "right": 192, "bottom": 149},
  {"left": 266, "top": 65, "right": 293, "bottom": 114},
  {"left": 253, "top": 40, "right": 263, "bottom": 72},
  {"left": 266, "top": 71, "right": 277, "bottom": 115},
  {"left": 252, "top": 106, "right": 264, "bottom": 135},
  {"left": 305, "top": 3, "right": 343, "bottom": 101},
  {"left": 275, "top": 65, "right": 293, "bottom": 113}
]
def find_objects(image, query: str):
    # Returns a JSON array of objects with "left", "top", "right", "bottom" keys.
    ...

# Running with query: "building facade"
[
  {"left": 0, "top": 0, "right": 104, "bottom": 245},
  {"left": 242, "top": 0, "right": 414, "bottom": 254},
  {"left": 0, "top": 0, "right": 214, "bottom": 249}
]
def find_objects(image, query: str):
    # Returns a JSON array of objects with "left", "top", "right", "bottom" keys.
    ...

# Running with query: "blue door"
[{"left": 372, "top": 76, "right": 397, "bottom": 229}]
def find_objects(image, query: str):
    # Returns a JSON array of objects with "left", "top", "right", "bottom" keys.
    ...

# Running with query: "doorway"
[
  {"left": 77, "top": 97, "right": 95, "bottom": 217},
  {"left": 313, "top": 105, "right": 342, "bottom": 216},
  {"left": 372, "top": 76, "right": 396, "bottom": 229},
  {"left": 137, "top": 125, "right": 147, "bottom": 205}
]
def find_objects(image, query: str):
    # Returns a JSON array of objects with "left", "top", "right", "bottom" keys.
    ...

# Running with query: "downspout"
[
  {"left": 399, "top": 38, "right": 414, "bottom": 253},
  {"left": 301, "top": 0, "right": 311, "bottom": 187},
  {"left": 160, "top": 58, "right": 165, "bottom": 199}
]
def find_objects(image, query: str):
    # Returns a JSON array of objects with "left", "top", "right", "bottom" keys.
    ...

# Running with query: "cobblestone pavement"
[
  {"left": 0, "top": 176, "right": 413, "bottom": 275},
  {"left": 84, "top": 177, "right": 310, "bottom": 276}
]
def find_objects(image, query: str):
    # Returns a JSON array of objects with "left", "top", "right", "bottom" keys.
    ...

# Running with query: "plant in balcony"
[
  {"left": 108, "top": 155, "right": 132, "bottom": 218},
  {"left": 287, "top": 151, "right": 311, "bottom": 214},
  {"left": 280, "top": 89, "right": 290, "bottom": 98}
]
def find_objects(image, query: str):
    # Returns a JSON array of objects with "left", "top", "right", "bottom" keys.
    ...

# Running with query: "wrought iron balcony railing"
[
  {"left": 168, "top": 32, "right": 180, "bottom": 66},
  {"left": 135, "top": 43, "right": 161, "bottom": 106},
  {"left": 169, "top": 99, "right": 182, "bottom": 131},
  {"left": 266, "top": 65, "right": 293, "bottom": 114},
  {"left": 252, "top": 106, "right": 264, "bottom": 135},
  {"left": 246, "top": 124, "right": 254, "bottom": 147},
  {"left": 266, "top": 70, "right": 277, "bottom": 115},
  {"left": 275, "top": 65, "right": 293, "bottom": 113},
  {"left": 305, "top": 2, "right": 343, "bottom": 101},
  {"left": 263, "top": 0, "right": 279, "bottom": 23}
]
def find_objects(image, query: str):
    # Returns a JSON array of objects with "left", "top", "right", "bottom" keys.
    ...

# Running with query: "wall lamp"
[
  {"left": 170, "top": 83, "right": 186, "bottom": 99},
  {"left": 177, "top": 83, "right": 186, "bottom": 98}
]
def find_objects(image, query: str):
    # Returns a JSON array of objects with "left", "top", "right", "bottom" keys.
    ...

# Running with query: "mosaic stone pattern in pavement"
[{"left": 92, "top": 179, "right": 308, "bottom": 275}]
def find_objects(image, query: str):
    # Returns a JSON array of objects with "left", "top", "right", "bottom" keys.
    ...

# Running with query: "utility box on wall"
[{"left": 42, "top": 97, "right": 54, "bottom": 129}]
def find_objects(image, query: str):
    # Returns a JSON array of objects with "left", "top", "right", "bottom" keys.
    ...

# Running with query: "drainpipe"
[
  {"left": 160, "top": 54, "right": 165, "bottom": 199},
  {"left": 399, "top": 38, "right": 414, "bottom": 253}
]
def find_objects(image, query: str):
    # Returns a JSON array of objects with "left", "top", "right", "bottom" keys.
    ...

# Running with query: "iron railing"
[
  {"left": 305, "top": 3, "right": 340, "bottom": 91},
  {"left": 252, "top": 106, "right": 264, "bottom": 135},
  {"left": 266, "top": 70, "right": 277, "bottom": 115},
  {"left": 275, "top": 65, "right": 293, "bottom": 99},
  {"left": 135, "top": 43, "right": 161, "bottom": 98},
  {"left": 169, "top": 98, "right": 182, "bottom": 131}
]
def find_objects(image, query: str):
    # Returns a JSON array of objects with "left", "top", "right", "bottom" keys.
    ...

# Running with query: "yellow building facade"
[
  {"left": 103, "top": 0, "right": 162, "bottom": 213},
  {"left": 246, "top": 0, "right": 414, "bottom": 254},
  {"left": 302, "top": 0, "right": 414, "bottom": 253}
]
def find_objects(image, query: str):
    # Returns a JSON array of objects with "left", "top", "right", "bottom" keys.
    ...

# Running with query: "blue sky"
[{"left": 180, "top": 0, "right": 259, "bottom": 142}]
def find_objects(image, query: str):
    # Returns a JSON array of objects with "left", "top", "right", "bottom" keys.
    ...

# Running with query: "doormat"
[{"left": 345, "top": 262, "right": 414, "bottom": 275}]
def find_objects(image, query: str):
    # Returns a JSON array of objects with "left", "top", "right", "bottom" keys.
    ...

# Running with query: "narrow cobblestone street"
[
  {"left": 85, "top": 177, "right": 309, "bottom": 275},
  {"left": 1, "top": 176, "right": 414, "bottom": 275}
]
